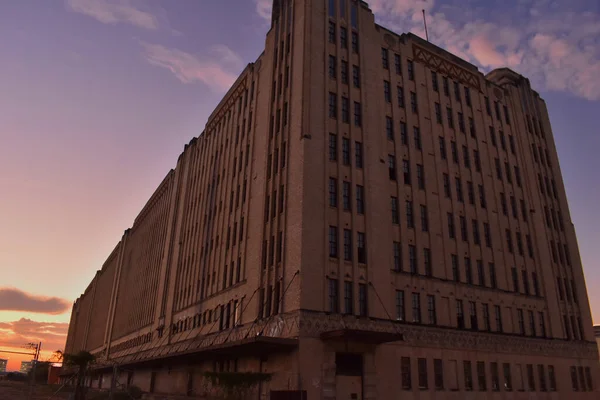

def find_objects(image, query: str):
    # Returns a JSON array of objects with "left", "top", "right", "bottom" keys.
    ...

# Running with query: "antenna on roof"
[{"left": 422, "top": 9, "right": 429, "bottom": 42}]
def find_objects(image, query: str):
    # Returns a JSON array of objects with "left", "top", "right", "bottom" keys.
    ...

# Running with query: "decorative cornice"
[
  {"left": 205, "top": 77, "right": 247, "bottom": 134},
  {"left": 412, "top": 44, "right": 481, "bottom": 91}
]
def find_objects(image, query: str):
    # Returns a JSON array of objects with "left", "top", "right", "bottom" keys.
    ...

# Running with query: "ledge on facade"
[{"left": 320, "top": 329, "right": 403, "bottom": 344}]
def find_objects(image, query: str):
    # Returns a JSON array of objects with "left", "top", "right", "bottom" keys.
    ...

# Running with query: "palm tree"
[{"left": 63, "top": 351, "right": 95, "bottom": 400}]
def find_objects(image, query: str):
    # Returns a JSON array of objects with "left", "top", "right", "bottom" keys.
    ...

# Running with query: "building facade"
[
  {"left": 63, "top": 0, "right": 599, "bottom": 398},
  {"left": 19, "top": 361, "right": 32, "bottom": 374},
  {"left": 0, "top": 359, "right": 7, "bottom": 373}
]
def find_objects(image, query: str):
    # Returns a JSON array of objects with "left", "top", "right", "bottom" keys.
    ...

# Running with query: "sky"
[{"left": 0, "top": 0, "right": 598, "bottom": 372}]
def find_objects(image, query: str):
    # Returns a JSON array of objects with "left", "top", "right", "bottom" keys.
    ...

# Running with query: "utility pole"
[{"left": 27, "top": 342, "right": 41, "bottom": 400}]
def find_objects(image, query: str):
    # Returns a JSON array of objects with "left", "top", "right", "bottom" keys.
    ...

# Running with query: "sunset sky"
[{"left": 1, "top": 0, "right": 599, "bottom": 372}]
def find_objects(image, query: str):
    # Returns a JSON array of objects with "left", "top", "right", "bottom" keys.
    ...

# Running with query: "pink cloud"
[
  {"left": 0, "top": 287, "right": 71, "bottom": 315},
  {"left": 66, "top": 0, "right": 158, "bottom": 30},
  {"left": 141, "top": 43, "right": 244, "bottom": 92},
  {"left": 469, "top": 35, "right": 506, "bottom": 67}
]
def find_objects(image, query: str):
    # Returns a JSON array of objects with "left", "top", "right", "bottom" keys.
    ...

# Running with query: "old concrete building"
[{"left": 63, "top": 0, "right": 599, "bottom": 398}]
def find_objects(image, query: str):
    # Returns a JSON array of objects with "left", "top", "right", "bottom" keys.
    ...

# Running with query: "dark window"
[
  {"left": 407, "top": 60, "right": 414, "bottom": 80},
  {"left": 585, "top": 367, "right": 593, "bottom": 391},
  {"left": 456, "top": 300, "right": 465, "bottom": 328},
  {"left": 517, "top": 309, "right": 525, "bottom": 335},
  {"left": 396, "top": 290, "right": 405, "bottom": 321},
  {"left": 357, "top": 232, "right": 366, "bottom": 263},
  {"left": 401, "top": 357, "right": 412, "bottom": 390},
  {"left": 329, "top": 226, "right": 338, "bottom": 258},
  {"left": 418, "top": 358, "right": 428, "bottom": 389},
  {"left": 394, "top": 53, "right": 401, "bottom": 74},
  {"left": 353, "top": 102, "right": 362, "bottom": 126},
  {"left": 527, "top": 364, "right": 535, "bottom": 391},
  {"left": 343, "top": 229, "right": 352, "bottom": 261},
  {"left": 388, "top": 155, "right": 397, "bottom": 180},
  {"left": 340, "top": 27, "right": 348, "bottom": 48},
  {"left": 400, "top": 121, "right": 407, "bottom": 144},
  {"left": 485, "top": 96, "right": 491, "bottom": 115},
  {"left": 381, "top": 47, "right": 389, "bottom": 69},
  {"left": 416, "top": 164, "right": 425, "bottom": 189},
  {"left": 482, "top": 303, "right": 490, "bottom": 330},
  {"left": 477, "top": 361, "right": 487, "bottom": 391},
  {"left": 548, "top": 365, "right": 556, "bottom": 391},
  {"left": 506, "top": 229, "right": 513, "bottom": 253},
  {"left": 328, "top": 178, "right": 337, "bottom": 207},
  {"left": 420, "top": 205, "right": 429, "bottom": 232},
  {"left": 454, "top": 81, "right": 461, "bottom": 101},
  {"left": 458, "top": 112, "right": 465, "bottom": 133},
  {"left": 328, "top": 21, "right": 336, "bottom": 43},
  {"left": 472, "top": 219, "right": 480, "bottom": 245},
  {"left": 460, "top": 216, "right": 468, "bottom": 242},
  {"left": 340, "top": 60, "right": 348, "bottom": 83},
  {"left": 538, "top": 364, "right": 547, "bottom": 391},
  {"left": 484, "top": 223, "right": 492, "bottom": 248},
  {"left": 494, "top": 305, "right": 502, "bottom": 332},
  {"left": 434, "top": 359, "right": 444, "bottom": 390},
  {"left": 469, "top": 117, "right": 476, "bottom": 137},
  {"left": 477, "top": 260, "right": 485, "bottom": 286},
  {"left": 342, "top": 181, "right": 351, "bottom": 211},
  {"left": 341, "top": 96, "right": 349, "bottom": 123},
  {"left": 464, "top": 361, "right": 473, "bottom": 391},
  {"left": 447, "top": 107, "right": 454, "bottom": 129},
  {"left": 413, "top": 127, "right": 422, "bottom": 150},
  {"left": 352, "top": 65, "right": 360, "bottom": 87},
  {"left": 328, "top": 134, "right": 337, "bottom": 161},
  {"left": 393, "top": 242, "right": 402, "bottom": 272},
  {"left": 490, "top": 126, "right": 497, "bottom": 147},
  {"left": 384, "top": 80, "right": 391, "bottom": 103},
  {"left": 463, "top": 145, "right": 470, "bottom": 168},
  {"left": 358, "top": 283, "right": 367, "bottom": 316},
  {"left": 344, "top": 281, "right": 353, "bottom": 314},
  {"left": 465, "top": 87, "right": 471, "bottom": 106},
  {"left": 328, "top": 55, "right": 336, "bottom": 79},
  {"left": 356, "top": 185, "right": 364, "bottom": 214},
  {"left": 342, "top": 138, "right": 350, "bottom": 165},
  {"left": 439, "top": 137, "right": 447, "bottom": 159},
  {"left": 435, "top": 102, "right": 442, "bottom": 123},
  {"left": 412, "top": 292, "right": 421, "bottom": 323},
  {"left": 410, "top": 91, "right": 418, "bottom": 113},
  {"left": 511, "top": 267, "right": 519, "bottom": 293},
  {"left": 443, "top": 76, "right": 449, "bottom": 96},
  {"left": 503, "top": 363, "right": 513, "bottom": 391},
  {"left": 456, "top": 178, "right": 464, "bottom": 202},
  {"left": 570, "top": 366, "right": 578, "bottom": 391},
  {"left": 328, "top": 278, "right": 339, "bottom": 313},
  {"left": 427, "top": 294, "right": 436, "bottom": 325},
  {"left": 451, "top": 254, "right": 460, "bottom": 282},
  {"left": 328, "top": 92, "right": 337, "bottom": 118},
  {"left": 397, "top": 86, "right": 405, "bottom": 107},
  {"left": 431, "top": 71, "right": 439, "bottom": 91},
  {"left": 351, "top": 31, "right": 359, "bottom": 52},
  {"left": 408, "top": 244, "right": 417, "bottom": 274},
  {"left": 386, "top": 116, "right": 394, "bottom": 140},
  {"left": 451, "top": 140, "right": 458, "bottom": 163},
  {"left": 528, "top": 310, "right": 536, "bottom": 336},
  {"left": 391, "top": 196, "right": 399, "bottom": 224},
  {"left": 406, "top": 200, "right": 414, "bottom": 228},
  {"left": 491, "top": 362, "right": 500, "bottom": 391},
  {"left": 447, "top": 212, "right": 455, "bottom": 239},
  {"left": 469, "top": 300, "right": 477, "bottom": 329},
  {"left": 423, "top": 248, "right": 432, "bottom": 276},
  {"left": 355, "top": 141, "right": 363, "bottom": 168}
]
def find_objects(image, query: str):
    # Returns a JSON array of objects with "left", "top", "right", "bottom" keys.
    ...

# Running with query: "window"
[
  {"left": 504, "top": 105, "right": 510, "bottom": 124},
  {"left": 451, "top": 254, "right": 460, "bottom": 282},
  {"left": 472, "top": 219, "right": 480, "bottom": 245},
  {"left": 355, "top": 141, "right": 363, "bottom": 168},
  {"left": 490, "top": 362, "right": 500, "bottom": 391},
  {"left": 328, "top": 55, "right": 336, "bottom": 79},
  {"left": 484, "top": 223, "right": 492, "bottom": 248},
  {"left": 533, "top": 273, "right": 540, "bottom": 297},
  {"left": 413, "top": 127, "right": 422, "bottom": 150},
  {"left": 418, "top": 358, "right": 428, "bottom": 389},
  {"left": 494, "top": 305, "right": 503, "bottom": 332},
  {"left": 410, "top": 91, "right": 418, "bottom": 113},
  {"left": 391, "top": 197, "right": 399, "bottom": 224},
  {"left": 522, "top": 270, "right": 529, "bottom": 295},
  {"left": 434, "top": 102, "right": 442, "bottom": 123},
  {"left": 416, "top": 164, "right": 425, "bottom": 189},
  {"left": 482, "top": 303, "right": 490, "bottom": 330},
  {"left": 412, "top": 292, "right": 421, "bottom": 323},
  {"left": 463, "top": 145, "right": 470, "bottom": 168},
  {"left": 342, "top": 181, "right": 351, "bottom": 211},
  {"left": 469, "top": 300, "right": 477, "bottom": 329},
  {"left": 396, "top": 290, "right": 405, "bottom": 320},
  {"left": 409, "top": 245, "right": 417, "bottom": 274},
  {"left": 484, "top": 96, "right": 491, "bottom": 115},
  {"left": 469, "top": 117, "right": 476, "bottom": 137},
  {"left": 356, "top": 185, "right": 364, "bottom": 214},
  {"left": 344, "top": 281, "right": 353, "bottom": 314},
  {"left": 505, "top": 162, "right": 512, "bottom": 183},
  {"left": 403, "top": 160, "right": 411, "bottom": 185},
  {"left": 490, "top": 126, "right": 497, "bottom": 147},
  {"left": 500, "top": 130, "right": 506, "bottom": 150},
  {"left": 520, "top": 199, "right": 528, "bottom": 222},
  {"left": 394, "top": 53, "right": 401, "bottom": 74},
  {"left": 400, "top": 121, "right": 407, "bottom": 144},
  {"left": 500, "top": 193, "right": 507, "bottom": 215},
  {"left": 358, "top": 283, "right": 367, "bottom": 316},
  {"left": 511, "top": 267, "right": 519, "bottom": 292},
  {"left": 427, "top": 295, "right": 436, "bottom": 324},
  {"left": 406, "top": 200, "right": 414, "bottom": 228},
  {"left": 451, "top": 140, "right": 458, "bottom": 163},
  {"left": 456, "top": 178, "right": 464, "bottom": 202},
  {"left": 442, "top": 76, "right": 449, "bottom": 95},
  {"left": 528, "top": 310, "right": 536, "bottom": 336},
  {"left": 464, "top": 361, "right": 473, "bottom": 391},
  {"left": 424, "top": 248, "right": 432, "bottom": 277},
  {"left": 517, "top": 309, "right": 525, "bottom": 335},
  {"left": 329, "top": 226, "right": 338, "bottom": 258},
  {"left": 401, "top": 357, "right": 412, "bottom": 390},
  {"left": 352, "top": 65, "right": 360, "bottom": 87},
  {"left": 353, "top": 101, "right": 362, "bottom": 126},
  {"left": 328, "top": 134, "right": 337, "bottom": 161},
  {"left": 477, "top": 361, "right": 487, "bottom": 391},
  {"left": 585, "top": 367, "right": 593, "bottom": 391},
  {"left": 495, "top": 158, "right": 502, "bottom": 180},
  {"left": 407, "top": 60, "right": 414, "bottom": 80},
  {"left": 342, "top": 138, "right": 350, "bottom": 165},
  {"left": 357, "top": 232, "right": 366, "bottom": 263},
  {"left": 494, "top": 101, "right": 501, "bottom": 120},
  {"left": 548, "top": 365, "right": 556, "bottom": 391},
  {"left": 341, "top": 96, "right": 349, "bottom": 123},
  {"left": 503, "top": 363, "right": 513, "bottom": 391},
  {"left": 420, "top": 205, "right": 429, "bottom": 232},
  {"left": 388, "top": 155, "right": 397, "bottom": 180},
  {"left": 343, "top": 229, "right": 352, "bottom": 261},
  {"left": 439, "top": 137, "right": 447, "bottom": 159},
  {"left": 447, "top": 107, "right": 454, "bottom": 128},
  {"left": 397, "top": 86, "right": 405, "bottom": 107},
  {"left": 381, "top": 47, "right": 389, "bottom": 69},
  {"left": 458, "top": 112, "right": 465, "bottom": 133},
  {"left": 340, "top": 27, "right": 348, "bottom": 48},
  {"left": 538, "top": 365, "right": 547, "bottom": 391},
  {"left": 527, "top": 364, "right": 535, "bottom": 391},
  {"left": 506, "top": 229, "right": 513, "bottom": 253},
  {"left": 385, "top": 116, "right": 393, "bottom": 140},
  {"left": 351, "top": 31, "right": 359, "bottom": 52},
  {"left": 434, "top": 359, "right": 444, "bottom": 390},
  {"left": 328, "top": 21, "right": 336, "bottom": 43},
  {"left": 384, "top": 80, "right": 391, "bottom": 103},
  {"left": 328, "top": 92, "right": 337, "bottom": 118},
  {"left": 460, "top": 216, "right": 468, "bottom": 242},
  {"left": 453, "top": 81, "right": 461, "bottom": 101},
  {"left": 448, "top": 213, "right": 455, "bottom": 239},
  {"left": 456, "top": 300, "right": 465, "bottom": 328},
  {"left": 328, "top": 278, "right": 339, "bottom": 313},
  {"left": 328, "top": 178, "right": 337, "bottom": 207},
  {"left": 432, "top": 71, "right": 439, "bottom": 91},
  {"left": 393, "top": 242, "right": 402, "bottom": 272},
  {"left": 516, "top": 232, "right": 524, "bottom": 255}
]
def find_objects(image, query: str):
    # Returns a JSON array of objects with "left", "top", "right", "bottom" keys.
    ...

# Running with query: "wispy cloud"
[
  {"left": 255, "top": 0, "right": 272, "bottom": 22},
  {"left": 65, "top": 0, "right": 158, "bottom": 30},
  {"left": 0, "top": 288, "right": 71, "bottom": 315},
  {"left": 141, "top": 43, "right": 244, "bottom": 92}
]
